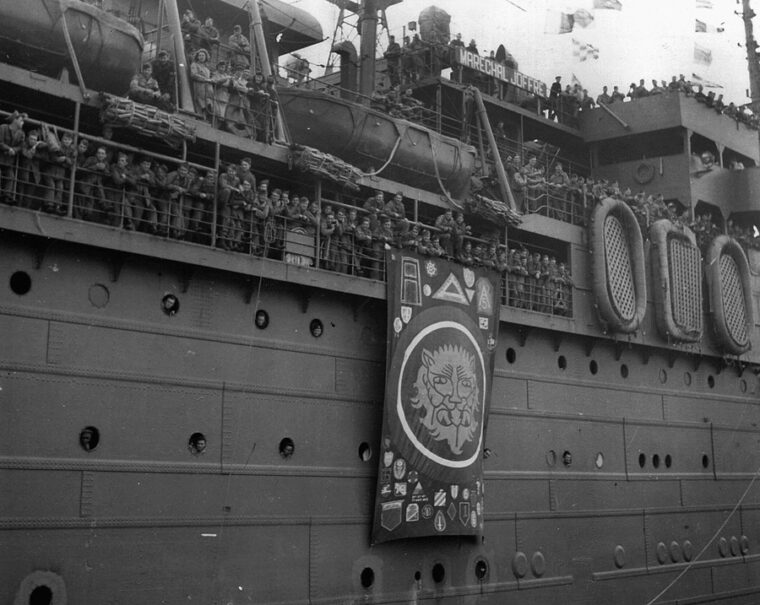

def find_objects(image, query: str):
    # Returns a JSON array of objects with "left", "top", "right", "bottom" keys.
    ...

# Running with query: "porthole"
[
  {"left": 309, "top": 318, "right": 323, "bottom": 337},
  {"left": 708, "top": 375, "right": 715, "bottom": 389},
  {"left": 665, "top": 454, "right": 672, "bottom": 468},
  {"left": 88, "top": 283, "right": 110, "bottom": 308},
  {"left": 562, "top": 450, "right": 572, "bottom": 467},
  {"left": 589, "top": 360, "right": 598, "bottom": 375},
  {"left": 595, "top": 452, "right": 604, "bottom": 469},
  {"left": 188, "top": 432, "right": 207, "bottom": 455},
  {"left": 414, "top": 571, "right": 421, "bottom": 582},
  {"left": 740, "top": 379, "right": 747, "bottom": 393},
  {"left": 279, "top": 437, "right": 295, "bottom": 458},
  {"left": 620, "top": 364, "right": 629, "bottom": 379},
  {"left": 652, "top": 454, "right": 660, "bottom": 469},
  {"left": 474, "top": 559, "right": 488, "bottom": 581},
  {"left": 161, "top": 293, "right": 180, "bottom": 316},
  {"left": 557, "top": 355, "right": 567, "bottom": 370},
  {"left": 659, "top": 369, "right": 668, "bottom": 384},
  {"left": 506, "top": 348, "right": 516, "bottom": 364},
  {"left": 546, "top": 450, "right": 557, "bottom": 467},
  {"left": 79, "top": 426, "right": 100, "bottom": 452},
  {"left": 360, "top": 567, "right": 375, "bottom": 589},
  {"left": 254, "top": 309, "right": 269, "bottom": 329},
  {"left": 638, "top": 453, "right": 646, "bottom": 468},
  {"left": 684, "top": 372, "right": 692, "bottom": 386},
  {"left": 29, "top": 585, "right": 53, "bottom": 605},
  {"left": 432, "top": 563, "right": 445, "bottom": 584},
  {"left": 702, "top": 454, "right": 710, "bottom": 469},
  {"left": 358, "top": 442, "right": 372, "bottom": 462},
  {"left": 9, "top": 271, "right": 31, "bottom": 295}
]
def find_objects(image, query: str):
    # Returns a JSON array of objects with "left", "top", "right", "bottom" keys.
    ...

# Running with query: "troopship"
[{"left": 4, "top": 0, "right": 760, "bottom": 604}]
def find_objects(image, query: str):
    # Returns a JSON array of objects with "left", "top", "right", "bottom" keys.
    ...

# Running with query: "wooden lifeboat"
[
  {"left": 0, "top": 0, "right": 143, "bottom": 94},
  {"left": 705, "top": 235, "right": 754, "bottom": 355},
  {"left": 590, "top": 197, "right": 647, "bottom": 334},
  {"left": 277, "top": 87, "right": 477, "bottom": 199},
  {"left": 649, "top": 219, "right": 703, "bottom": 343}
]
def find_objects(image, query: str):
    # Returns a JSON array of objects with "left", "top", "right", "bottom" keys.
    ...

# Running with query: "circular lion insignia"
[{"left": 396, "top": 320, "right": 485, "bottom": 468}]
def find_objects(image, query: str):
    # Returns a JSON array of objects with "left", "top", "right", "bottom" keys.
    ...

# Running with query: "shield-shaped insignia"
[
  {"left": 401, "top": 305, "right": 412, "bottom": 324},
  {"left": 459, "top": 502, "right": 471, "bottom": 526},
  {"left": 381, "top": 500, "right": 403, "bottom": 531},
  {"left": 450, "top": 484, "right": 459, "bottom": 499},
  {"left": 383, "top": 450, "right": 394, "bottom": 467},
  {"left": 434, "top": 510, "right": 447, "bottom": 532},
  {"left": 393, "top": 458, "right": 407, "bottom": 480}
]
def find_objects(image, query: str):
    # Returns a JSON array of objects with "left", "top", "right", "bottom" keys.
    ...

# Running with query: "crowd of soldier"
[
  {"left": 124, "top": 11, "right": 277, "bottom": 142},
  {"left": 548, "top": 73, "right": 759, "bottom": 129}
]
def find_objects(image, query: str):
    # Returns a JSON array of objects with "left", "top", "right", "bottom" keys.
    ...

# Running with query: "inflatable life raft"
[
  {"left": 649, "top": 219, "right": 703, "bottom": 343},
  {"left": 705, "top": 235, "right": 753, "bottom": 355},
  {"left": 590, "top": 198, "right": 647, "bottom": 333}
]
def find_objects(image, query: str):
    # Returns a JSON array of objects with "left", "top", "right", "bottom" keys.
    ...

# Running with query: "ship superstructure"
[{"left": 3, "top": 1, "right": 760, "bottom": 604}]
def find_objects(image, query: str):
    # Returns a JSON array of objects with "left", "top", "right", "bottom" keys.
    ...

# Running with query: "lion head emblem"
[{"left": 410, "top": 344, "right": 480, "bottom": 454}]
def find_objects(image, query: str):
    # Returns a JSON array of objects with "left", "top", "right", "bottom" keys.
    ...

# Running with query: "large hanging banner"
[{"left": 372, "top": 250, "right": 500, "bottom": 544}]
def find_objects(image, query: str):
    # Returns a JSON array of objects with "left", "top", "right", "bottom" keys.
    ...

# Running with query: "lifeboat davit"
[
  {"left": 0, "top": 0, "right": 143, "bottom": 94},
  {"left": 277, "top": 87, "right": 477, "bottom": 199}
]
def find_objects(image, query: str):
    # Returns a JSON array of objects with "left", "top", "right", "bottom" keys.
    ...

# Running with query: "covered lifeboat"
[
  {"left": 0, "top": 0, "right": 143, "bottom": 94},
  {"left": 277, "top": 87, "right": 477, "bottom": 199}
]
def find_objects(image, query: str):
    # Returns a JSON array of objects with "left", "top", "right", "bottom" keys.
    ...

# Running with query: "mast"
[
  {"left": 742, "top": 0, "right": 760, "bottom": 111},
  {"left": 358, "top": 0, "right": 380, "bottom": 98}
]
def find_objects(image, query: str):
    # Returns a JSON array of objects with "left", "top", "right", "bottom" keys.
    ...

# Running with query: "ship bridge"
[{"left": 579, "top": 93, "right": 760, "bottom": 224}]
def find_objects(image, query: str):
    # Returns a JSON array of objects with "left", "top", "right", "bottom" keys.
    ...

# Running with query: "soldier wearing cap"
[
  {"left": 228, "top": 24, "right": 251, "bottom": 72},
  {"left": 434, "top": 207, "right": 456, "bottom": 257},
  {"left": 248, "top": 179, "right": 271, "bottom": 255},
  {"left": 0, "top": 111, "right": 26, "bottom": 204},
  {"left": 236, "top": 157, "right": 256, "bottom": 191},
  {"left": 164, "top": 163, "right": 195, "bottom": 239},
  {"left": 151, "top": 50, "right": 176, "bottom": 105},
  {"left": 125, "top": 156, "right": 157, "bottom": 232},
  {"left": 363, "top": 190, "right": 384, "bottom": 230}
]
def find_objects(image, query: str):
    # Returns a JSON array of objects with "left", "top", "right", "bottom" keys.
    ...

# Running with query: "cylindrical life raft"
[
  {"left": 590, "top": 197, "right": 647, "bottom": 333},
  {"left": 705, "top": 235, "right": 753, "bottom": 355},
  {"left": 649, "top": 219, "right": 703, "bottom": 343}
]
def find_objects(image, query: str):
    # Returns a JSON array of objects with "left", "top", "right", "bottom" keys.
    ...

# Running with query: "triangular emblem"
[
  {"left": 465, "top": 288, "right": 475, "bottom": 302},
  {"left": 432, "top": 273, "right": 469, "bottom": 305},
  {"left": 476, "top": 278, "right": 494, "bottom": 314}
]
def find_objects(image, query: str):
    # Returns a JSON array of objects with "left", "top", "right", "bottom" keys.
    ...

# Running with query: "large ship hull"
[
  {"left": 3, "top": 212, "right": 760, "bottom": 604},
  {"left": 278, "top": 87, "right": 476, "bottom": 199},
  {"left": 0, "top": 0, "right": 142, "bottom": 94}
]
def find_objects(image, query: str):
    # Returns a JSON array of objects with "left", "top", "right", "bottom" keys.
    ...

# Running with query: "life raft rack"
[
  {"left": 590, "top": 197, "right": 647, "bottom": 333},
  {"left": 705, "top": 235, "right": 754, "bottom": 355},
  {"left": 649, "top": 219, "right": 703, "bottom": 343}
]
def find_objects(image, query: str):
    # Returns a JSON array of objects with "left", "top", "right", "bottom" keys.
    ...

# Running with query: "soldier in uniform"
[
  {"left": 384, "top": 35, "right": 402, "bottom": 87},
  {"left": 76, "top": 145, "right": 109, "bottom": 220},
  {"left": 0, "top": 111, "right": 26, "bottom": 204},
  {"left": 249, "top": 180, "right": 271, "bottom": 255},
  {"left": 363, "top": 190, "right": 385, "bottom": 230},
  {"left": 125, "top": 156, "right": 157, "bottom": 232},
  {"left": 459, "top": 239, "right": 475, "bottom": 266},
  {"left": 354, "top": 215, "right": 375, "bottom": 277},
  {"left": 236, "top": 157, "right": 256, "bottom": 192},
  {"left": 165, "top": 163, "right": 195, "bottom": 239},
  {"left": 383, "top": 191, "right": 408, "bottom": 235},
  {"left": 151, "top": 50, "right": 177, "bottom": 106},
  {"left": 547, "top": 162, "right": 570, "bottom": 220},
  {"left": 556, "top": 262, "right": 574, "bottom": 315},
  {"left": 102, "top": 151, "right": 130, "bottom": 227},
  {"left": 433, "top": 207, "right": 456, "bottom": 257},
  {"left": 127, "top": 63, "right": 172, "bottom": 111},
  {"left": 18, "top": 130, "right": 48, "bottom": 209},
  {"left": 228, "top": 24, "right": 251, "bottom": 72},
  {"left": 189, "top": 169, "right": 216, "bottom": 242},
  {"left": 42, "top": 130, "right": 76, "bottom": 215},
  {"left": 320, "top": 206, "right": 339, "bottom": 270}
]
